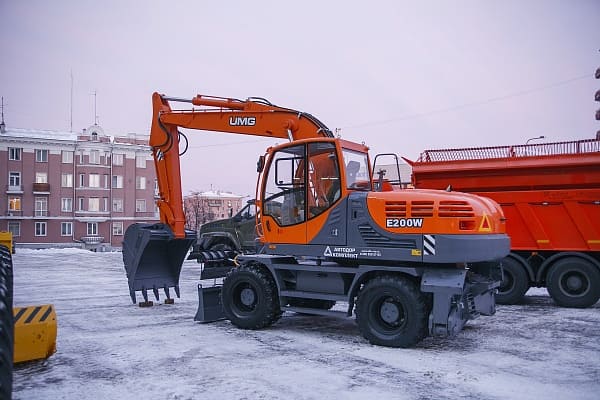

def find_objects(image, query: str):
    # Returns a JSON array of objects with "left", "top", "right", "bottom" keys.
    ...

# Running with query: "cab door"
[{"left": 261, "top": 143, "right": 307, "bottom": 244}]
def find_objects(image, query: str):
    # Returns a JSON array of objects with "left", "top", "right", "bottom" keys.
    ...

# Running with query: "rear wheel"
[
  {"left": 547, "top": 257, "right": 600, "bottom": 308},
  {"left": 355, "top": 275, "right": 429, "bottom": 348},
  {"left": 496, "top": 257, "right": 529, "bottom": 304},
  {"left": 221, "top": 263, "right": 282, "bottom": 329}
]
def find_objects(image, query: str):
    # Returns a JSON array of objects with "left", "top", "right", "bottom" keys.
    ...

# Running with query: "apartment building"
[
  {"left": 0, "top": 123, "right": 158, "bottom": 249},
  {"left": 184, "top": 190, "right": 245, "bottom": 234}
]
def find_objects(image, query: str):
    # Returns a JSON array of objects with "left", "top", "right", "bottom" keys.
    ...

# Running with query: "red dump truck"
[{"left": 406, "top": 138, "right": 600, "bottom": 308}]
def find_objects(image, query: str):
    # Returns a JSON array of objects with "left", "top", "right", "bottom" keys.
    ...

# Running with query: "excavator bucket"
[{"left": 123, "top": 223, "right": 196, "bottom": 305}]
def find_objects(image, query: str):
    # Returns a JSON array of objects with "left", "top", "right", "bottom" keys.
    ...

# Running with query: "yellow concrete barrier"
[{"left": 13, "top": 304, "right": 57, "bottom": 363}]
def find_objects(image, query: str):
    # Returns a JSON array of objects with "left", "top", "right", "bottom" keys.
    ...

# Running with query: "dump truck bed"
[{"left": 406, "top": 138, "right": 600, "bottom": 252}]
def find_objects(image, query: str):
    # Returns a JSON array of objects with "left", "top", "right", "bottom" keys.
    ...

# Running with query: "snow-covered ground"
[{"left": 11, "top": 248, "right": 600, "bottom": 400}]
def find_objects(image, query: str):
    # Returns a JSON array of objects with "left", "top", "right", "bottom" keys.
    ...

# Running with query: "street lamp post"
[{"left": 526, "top": 135, "right": 546, "bottom": 145}]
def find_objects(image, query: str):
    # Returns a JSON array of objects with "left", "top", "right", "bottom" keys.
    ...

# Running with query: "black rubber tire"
[
  {"left": 546, "top": 257, "right": 600, "bottom": 308},
  {"left": 0, "top": 244, "right": 13, "bottom": 400},
  {"left": 221, "top": 263, "right": 282, "bottom": 329},
  {"left": 287, "top": 298, "right": 336, "bottom": 310},
  {"left": 496, "top": 257, "right": 529, "bottom": 305},
  {"left": 355, "top": 275, "right": 429, "bottom": 348}
]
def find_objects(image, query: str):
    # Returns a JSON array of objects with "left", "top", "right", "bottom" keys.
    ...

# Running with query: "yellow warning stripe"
[
  {"left": 536, "top": 239, "right": 550, "bottom": 244},
  {"left": 13, "top": 305, "right": 54, "bottom": 326},
  {"left": 588, "top": 240, "right": 600, "bottom": 244}
]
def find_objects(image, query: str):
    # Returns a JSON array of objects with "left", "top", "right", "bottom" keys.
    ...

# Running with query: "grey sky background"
[{"left": 1, "top": 1, "right": 598, "bottom": 197}]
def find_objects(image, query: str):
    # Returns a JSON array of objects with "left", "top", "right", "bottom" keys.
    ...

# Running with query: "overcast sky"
[{"left": 1, "top": 1, "right": 598, "bottom": 197}]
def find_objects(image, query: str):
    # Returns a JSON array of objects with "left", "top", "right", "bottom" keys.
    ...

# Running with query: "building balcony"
[
  {"left": 32, "top": 183, "right": 51, "bottom": 194},
  {"left": 5, "top": 210, "right": 22, "bottom": 218},
  {"left": 80, "top": 235, "right": 104, "bottom": 244},
  {"left": 6, "top": 185, "right": 24, "bottom": 194}
]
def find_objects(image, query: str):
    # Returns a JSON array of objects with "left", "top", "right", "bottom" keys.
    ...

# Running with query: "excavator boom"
[{"left": 124, "top": 92, "right": 332, "bottom": 304}]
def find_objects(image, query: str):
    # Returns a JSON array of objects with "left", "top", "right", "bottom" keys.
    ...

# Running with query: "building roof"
[{"left": 0, "top": 126, "right": 149, "bottom": 145}]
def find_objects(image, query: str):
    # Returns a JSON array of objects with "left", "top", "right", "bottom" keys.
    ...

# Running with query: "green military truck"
[{"left": 188, "top": 201, "right": 258, "bottom": 278}]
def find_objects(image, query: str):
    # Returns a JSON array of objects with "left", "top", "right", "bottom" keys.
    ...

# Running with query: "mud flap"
[
  {"left": 194, "top": 284, "right": 225, "bottom": 323},
  {"left": 122, "top": 223, "right": 196, "bottom": 304}
]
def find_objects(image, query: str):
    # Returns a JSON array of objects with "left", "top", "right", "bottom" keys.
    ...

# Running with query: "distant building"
[
  {"left": 184, "top": 190, "right": 244, "bottom": 234},
  {"left": 0, "top": 124, "right": 158, "bottom": 250}
]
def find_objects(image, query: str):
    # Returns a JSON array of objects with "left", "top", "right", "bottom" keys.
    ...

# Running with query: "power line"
[{"left": 341, "top": 73, "right": 592, "bottom": 130}]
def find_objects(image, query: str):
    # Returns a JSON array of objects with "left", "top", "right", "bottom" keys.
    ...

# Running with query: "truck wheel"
[
  {"left": 547, "top": 257, "right": 600, "bottom": 308},
  {"left": 0, "top": 245, "right": 13, "bottom": 400},
  {"left": 287, "top": 298, "right": 336, "bottom": 310},
  {"left": 355, "top": 275, "right": 429, "bottom": 348},
  {"left": 222, "top": 263, "right": 282, "bottom": 329},
  {"left": 496, "top": 257, "right": 529, "bottom": 304}
]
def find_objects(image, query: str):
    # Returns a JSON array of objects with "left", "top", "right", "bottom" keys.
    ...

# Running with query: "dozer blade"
[{"left": 123, "top": 223, "right": 196, "bottom": 304}]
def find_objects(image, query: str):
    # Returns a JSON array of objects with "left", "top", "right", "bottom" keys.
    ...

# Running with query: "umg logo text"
[{"left": 229, "top": 116, "right": 256, "bottom": 126}]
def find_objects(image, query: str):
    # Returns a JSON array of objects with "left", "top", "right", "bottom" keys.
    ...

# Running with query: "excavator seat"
[{"left": 122, "top": 223, "right": 196, "bottom": 305}]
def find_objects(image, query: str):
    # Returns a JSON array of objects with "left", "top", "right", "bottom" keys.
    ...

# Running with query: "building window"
[
  {"left": 79, "top": 174, "right": 85, "bottom": 187},
  {"left": 112, "top": 153, "right": 124, "bottom": 166},
  {"left": 91, "top": 132, "right": 98, "bottom": 141},
  {"left": 136, "top": 155, "right": 146, "bottom": 168},
  {"left": 89, "top": 173, "right": 100, "bottom": 188},
  {"left": 8, "top": 222, "right": 20, "bottom": 237},
  {"left": 112, "top": 198, "right": 123, "bottom": 212},
  {"left": 136, "top": 176, "right": 146, "bottom": 190},
  {"left": 78, "top": 197, "right": 85, "bottom": 211},
  {"left": 9, "top": 148, "right": 21, "bottom": 161},
  {"left": 61, "top": 222, "right": 73, "bottom": 236},
  {"left": 78, "top": 150, "right": 84, "bottom": 164},
  {"left": 104, "top": 174, "right": 109, "bottom": 188},
  {"left": 9, "top": 172, "right": 21, "bottom": 188},
  {"left": 87, "top": 222, "right": 98, "bottom": 235},
  {"left": 112, "top": 222, "right": 124, "bottom": 236},
  {"left": 35, "top": 149, "right": 48, "bottom": 162},
  {"left": 136, "top": 199, "right": 146, "bottom": 212},
  {"left": 208, "top": 199, "right": 222, "bottom": 207},
  {"left": 35, "top": 197, "right": 48, "bottom": 217},
  {"left": 62, "top": 151, "right": 73, "bottom": 163},
  {"left": 61, "top": 173, "right": 73, "bottom": 188},
  {"left": 8, "top": 196, "right": 21, "bottom": 212},
  {"left": 35, "top": 222, "right": 47, "bottom": 236},
  {"left": 112, "top": 175, "right": 123, "bottom": 189},
  {"left": 88, "top": 198, "right": 100, "bottom": 212},
  {"left": 61, "top": 198, "right": 73, "bottom": 212},
  {"left": 35, "top": 172, "right": 48, "bottom": 183},
  {"left": 103, "top": 197, "right": 108, "bottom": 212},
  {"left": 89, "top": 150, "right": 100, "bottom": 164}
]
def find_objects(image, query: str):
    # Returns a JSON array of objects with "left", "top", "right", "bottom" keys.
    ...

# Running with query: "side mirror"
[
  {"left": 233, "top": 214, "right": 242, "bottom": 222},
  {"left": 257, "top": 155, "right": 265, "bottom": 172}
]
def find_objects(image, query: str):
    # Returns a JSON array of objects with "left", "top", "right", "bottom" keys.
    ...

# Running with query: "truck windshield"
[{"left": 342, "top": 149, "right": 371, "bottom": 190}]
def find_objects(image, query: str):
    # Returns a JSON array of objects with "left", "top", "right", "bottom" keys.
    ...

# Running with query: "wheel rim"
[
  {"left": 369, "top": 296, "right": 407, "bottom": 334},
  {"left": 232, "top": 282, "right": 258, "bottom": 314},
  {"left": 558, "top": 270, "right": 590, "bottom": 298}
]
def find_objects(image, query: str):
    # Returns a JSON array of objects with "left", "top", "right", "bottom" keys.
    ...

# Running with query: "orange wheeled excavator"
[{"left": 123, "top": 92, "right": 510, "bottom": 347}]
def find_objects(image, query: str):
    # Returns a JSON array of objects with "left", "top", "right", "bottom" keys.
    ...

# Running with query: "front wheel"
[
  {"left": 355, "top": 275, "right": 429, "bottom": 348},
  {"left": 546, "top": 257, "right": 600, "bottom": 308},
  {"left": 221, "top": 264, "right": 282, "bottom": 329}
]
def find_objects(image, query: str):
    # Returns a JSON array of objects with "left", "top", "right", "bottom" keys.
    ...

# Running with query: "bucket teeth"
[
  {"left": 153, "top": 286, "right": 160, "bottom": 301},
  {"left": 164, "top": 286, "right": 171, "bottom": 300},
  {"left": 175, "top": 285, "right": 181, "bottom": 298},
  {"left": 142, "top": 288, "right": 149, "bottom": 303}
]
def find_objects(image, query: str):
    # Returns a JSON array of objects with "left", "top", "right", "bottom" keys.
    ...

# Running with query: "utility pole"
[
  {"left": 92, "top": 90, "right": 99, "bottom": 125},
  {"left": 0, "top": 96, "right": 5, "bottom": 133},
  {"left": 70, "top": 70, "right": 73, "bottom": 132}
]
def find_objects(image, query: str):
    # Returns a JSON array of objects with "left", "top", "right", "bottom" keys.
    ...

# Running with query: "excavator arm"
[
  {"left": 149, "top": 92, "right": 333, "bottom": 239},
  {"left": 123, "top": 92, "right": 333, "bottom": 304}
]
